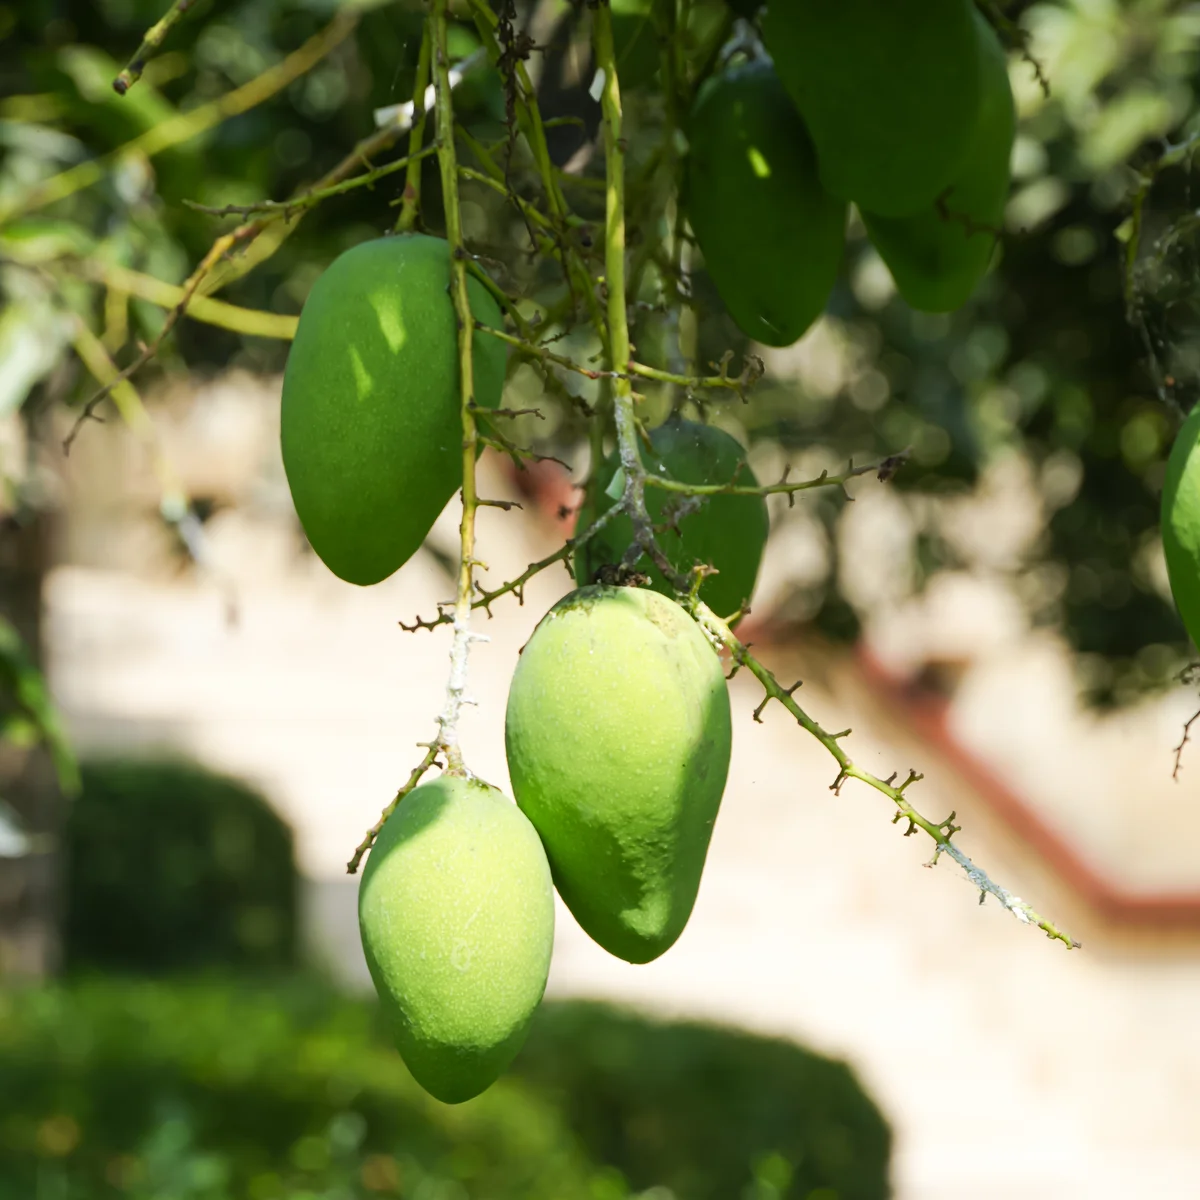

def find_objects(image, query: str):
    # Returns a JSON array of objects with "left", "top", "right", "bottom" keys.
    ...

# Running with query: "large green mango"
[
  {"left": 505, "top": 586, "right": 732, "bottom": 964},
  {"left": 358, "top": 775, "right": 554, "bottom": 1104},
  {"left": 1162, "top": 404, "right": 1200, "bottom": 648},
  {"left": 574, "top": 417, "right": 768, "bottom": 622},
  {"left": 686, "top": 61, "right": 846, "bottom": 347},
  {"left": 763, "top": 0, "right": 983, "bottom": 218},
  {"left": 281, "top": 234, "right": 506, "bottom": 586},
  {"left": 862, "top": 13, "right": 1015, "bottom": 312}
]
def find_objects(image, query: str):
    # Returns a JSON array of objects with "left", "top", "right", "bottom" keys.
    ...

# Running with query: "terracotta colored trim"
[
  {"left": 507, "top": 454, "right": 1200, "bottom": 929},
  {"left": 852, "top": 644, "right": 1200, "bottom": 929}
]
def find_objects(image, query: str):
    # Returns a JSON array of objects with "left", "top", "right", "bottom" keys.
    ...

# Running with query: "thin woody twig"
[{"left": 113, "top": 0, "right": 199, "bottom": 95}]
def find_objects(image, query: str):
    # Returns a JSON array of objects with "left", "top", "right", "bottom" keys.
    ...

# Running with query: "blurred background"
[{"left": 3, "top": 0, "right": 1200, "bottom": 1197}]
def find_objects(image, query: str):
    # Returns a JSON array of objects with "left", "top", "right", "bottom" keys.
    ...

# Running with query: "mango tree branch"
[
  {"left": 184, "top": 144, "right": 438, "bottom": 219},
  {"left": 592, "top": 1, "right": 1076, "bottom": 951},
  {"left": 475, "top": 323, "right": 762, "bottom": 397},
  {"left": 346, "top": 743, "right": 443, "bottom": 873},
  {"left": 113, "top": 0, "right": 199, "bottom": 95},
  {"left": 59, "top": 47, "right": 481, "bottom": 449},
  {"left": 643, "top": 452, "right": 909, "bottom": 500},
  {"left": 695, "top": 603, "right": 1080, "bottom": 949},
  {"left": 63, "top": 234, "right": 236, "bottom": 452},
  {"left": 462, "top": 0, "right": 609, "bottom": 347},
  {"left": 396, "top": 24, "right": 433, "bottom": 232},
  {"left": 431, "top": 0, "right": 485, "bottom": 774},
  {"left": 399, "top": 505, "right": 623, "bottom": 634},
  {"left": 0, "top": 12, "right": 358, "bottom": 224}
]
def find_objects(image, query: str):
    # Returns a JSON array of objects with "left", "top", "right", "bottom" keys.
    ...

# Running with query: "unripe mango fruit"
[
  {"left": 862, "top": 13, "right": 1015, "bottom": 313},
  {"left": 574, "top": 417, "right": 768, "bottom": 622},
  {"left": 763, "top": 0, "right": 983, "bottom": 218},
  {"left": 505, "top": 586, "right": 732, "bottom": 964},
  {"left": 1161, "top": 404, "right": 1200, "bottom": 648},
  {"left": 357, "top": 775, "right": 554, "bottom": 1104},
  {"left": 281, "top": 234, "right": 506, "bottom": 586},
  {"left": 610, "top": 0, "right": 660, "bottom": 90},
  {"left": 686, "top": 61, "right": 846, "bottom": 347}
]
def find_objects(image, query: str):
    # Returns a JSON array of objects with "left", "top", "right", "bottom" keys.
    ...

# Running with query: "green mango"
[
  {"left": 686, "top": 61, "right": 847, "bottom": 347},
  {"left": 280, "top": 234, "right": 505, "bottom": 586},
  {"left": 862, "top": 13, "right": 1015, "bottom": 312},
  {"left": 1162, "top": 404, "right": 1200, "bottom": 648},
  {"left": 505, "top": 586, "right": 732, "bottom": 964},
  {"left": 358, "top": 775, "right": 555, "bottom": 1104},
  {"left": 574, "top": 417, "right": 768, "bottom": 622},
  {"left": 763, "top": 0, "right": 983, "bottom": 217},
  {"left": 611, "top": 0, "right": 660, "bottom": 90}
]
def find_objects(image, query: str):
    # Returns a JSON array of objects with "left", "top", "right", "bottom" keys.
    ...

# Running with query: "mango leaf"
[{"left": 0, "top": 616, "right": 80, "bottom": 797}]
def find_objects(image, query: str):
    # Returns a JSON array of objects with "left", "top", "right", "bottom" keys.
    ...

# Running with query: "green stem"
[
  {"left": 431, "top": 0, "right": 482, "bottom": 774},
  {"left": 113, "top": 0, "right": 199, "bottom": 95},
  {"left": 396, "top": 24, "right": 433, "bottom": 232}
]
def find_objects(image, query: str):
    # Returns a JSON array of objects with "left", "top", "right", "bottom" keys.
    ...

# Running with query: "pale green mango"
[
  {"left": 686, "top": 60, "right": 846, "bottom": 347},
  {"left": 358, "top": 775, "right": 554, "bottom": 1104},
  {"left": 763, "top": 0, "right": 983, "bottom": 217},
  {"left": 574, "top": 417, "right": 769, "bottom": 621},
  {"left": 1162, "top": 404, "right": 1200, "bottom": 648},
  {"left": 862, "top": 12, "right": 1015, "bottom": 312},
  {"left": 505, "top": 586, "right": 732, "bottom": 964},
  {"left": 281, "top": 234, "right": 505, "bottom": 587}
]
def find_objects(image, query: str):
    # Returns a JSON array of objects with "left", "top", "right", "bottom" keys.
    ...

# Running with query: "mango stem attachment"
[{"left": 431, "top": 0, "right": 484, "bottom": 774}]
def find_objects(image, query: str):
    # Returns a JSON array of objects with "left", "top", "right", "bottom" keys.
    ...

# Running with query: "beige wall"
[{"left": 45, "top": 373, "right": 1200, "bottom": 1199}]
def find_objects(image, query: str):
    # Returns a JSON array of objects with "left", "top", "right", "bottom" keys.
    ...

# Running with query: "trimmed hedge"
[
  {"left": 0, "top": 980, "right": 892, "bottom": 1200},
  {"left": 63, "top": 761, "right": 297, "bottom": 973}
]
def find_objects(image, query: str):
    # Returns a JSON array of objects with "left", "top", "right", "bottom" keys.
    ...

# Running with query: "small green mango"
[
  {"left": 358, "top": 775, "right": 555, "bottom": 1104},
  {"left": 862, "top": 13, "right": 1015, "bottom": 312},
  {"left": 610, "top": 0, "right": 660, "bottom": 90},
  {"left": 1162, "top": 404, "right": 1200, "bottom": 648},
  {"left": 763, "top": 0, "right": 983, "bottom": 217},
  {"left": 281, "top": 234, "right": 505, "bottom": 587},
  {"left": 505, "top": 586, "right": 732, "bottom": 964},
  {"left": 686, "top": 61, "right": 846, "bottom": 347},
  {"left": 574, "top": 417, "right": 768, "bottom": 622}
]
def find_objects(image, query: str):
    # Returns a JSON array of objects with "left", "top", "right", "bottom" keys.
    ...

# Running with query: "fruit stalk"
[
  {"left": 431, "top": 0, "right": 486, "bottom": 772},
  {"left": 593, "top": 0, "right": 676, "bottom": 582}
]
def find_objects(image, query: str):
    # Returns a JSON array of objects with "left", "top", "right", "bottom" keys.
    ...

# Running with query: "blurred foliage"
[
  {"left": 0, "top": 614, "right": 79, "bottom": 797},
  {"left": 518, "top": 1001, "right": 891, "bottom": 1200},
  {"left": 0, "top": 978, "right": 890, "bottom": 1199},
  {"left": 63, "top": 760, "right": 298, "bottom": 973},
  {"left": 3, "top": 0, "right": 1200, "bottom": 708}
]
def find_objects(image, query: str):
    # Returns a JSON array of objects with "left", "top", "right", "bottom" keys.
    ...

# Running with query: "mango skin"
[
  {"left": 358, "top": 775, "right": 554, "bottom": 1104},
  {"left": 686, "top": 61, "right": 847, "bottom": 347},
  {"left": 281, "top": 234, "right": 505, "bottom": 587},
  {"left": 1162, "top": 404, "right": 1200, "bottom": 648},
  {"left": 574, "top": 418, "right": 769, "bottom": 622},
  {"left": 611, "top": 0, "right": 659, "bottom": 90},
  {"left": 763, "top": 0, "right": 983, "bottom": 218},
  {"left": 862, "top": 13, "right": 1015, "bottom": 312},
  {"left": 505, "top": 586, "right": 732, "bottom": 964}
]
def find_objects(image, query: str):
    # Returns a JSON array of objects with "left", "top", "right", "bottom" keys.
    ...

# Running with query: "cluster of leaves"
[
  {"left": 6, "top": 0, "right": 1200, "bottom": 711},
  {"left": 0, "top": 978, "right": 891, "bottom": 1199},
  {"left": 722, "top": 0, "right": 1200, "bottom": 705}
]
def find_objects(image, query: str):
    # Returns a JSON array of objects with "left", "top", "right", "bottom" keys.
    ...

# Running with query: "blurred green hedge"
[
  {"left": 62, "top": 760, "right": 298, "bottom": 974},
  {"left": 0, "top": 980, "right": 891, "bottom": 1200}
]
